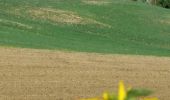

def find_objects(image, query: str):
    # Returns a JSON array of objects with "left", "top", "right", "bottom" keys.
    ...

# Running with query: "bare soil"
[{"left": 0, "top": 47, "right": 170, "bottom": 100}]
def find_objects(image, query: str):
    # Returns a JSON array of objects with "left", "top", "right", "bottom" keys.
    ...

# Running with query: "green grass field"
[{"left": 0, "top": 0, "right": 170, "bottom": 56}]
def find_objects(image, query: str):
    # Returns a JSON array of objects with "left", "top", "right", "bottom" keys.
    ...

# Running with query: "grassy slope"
[{"left": 0, "top": 0, "right": 170, "bottom": 56}]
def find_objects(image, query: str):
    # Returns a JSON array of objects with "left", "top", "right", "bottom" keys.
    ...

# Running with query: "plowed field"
[{"left": 0, "top": 47, "right": 170, "bottom": 100}]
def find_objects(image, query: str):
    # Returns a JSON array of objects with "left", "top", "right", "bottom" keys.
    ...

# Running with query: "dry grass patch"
[
  {"left": 27, "top": 7, "right": 111, "bottom": 27},
  {"left": 82, "top": 0, "right": 111, "bottom": 5},
  {"left": 159, "top": 15, "right": 170, "bottom": 25},
  {"left": 28, "top": 8, "right": 84, "bottom": 24},
  {"left": 160, "top": 19, "right": 170, "bottom": 25},
  {"left": 2, "top": 6, "right": 111, "bottom": 27},
  {"left": 0, "top": 19, "right": 32, "bottom": 30}
]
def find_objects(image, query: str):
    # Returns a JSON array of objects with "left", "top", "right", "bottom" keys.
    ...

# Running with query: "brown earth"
[{"left": 0, "top": 47, "right": 170, "bottom": 100}]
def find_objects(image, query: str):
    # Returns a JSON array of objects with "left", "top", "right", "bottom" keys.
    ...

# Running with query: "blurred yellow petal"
[
  {"left": 143, "top": 97, "right": 159, "bottom": 100},
  {"left": 103, "top": 92, "right": 109, "bottom": 100},
  {"left": 118, "top": 81, "right": 127, "bottom": 100}
]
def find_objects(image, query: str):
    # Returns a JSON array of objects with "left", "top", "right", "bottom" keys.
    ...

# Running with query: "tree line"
[{"left": 133, "top": 0, "right": 170, "bottom": 8}]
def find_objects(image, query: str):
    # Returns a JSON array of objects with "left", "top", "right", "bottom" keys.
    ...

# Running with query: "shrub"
[
  {"left": 158, "top": 0, "right": 170, "bottom": 8},
  {"left": 132, "top": 0, "right": 170, "bottom": 8}
]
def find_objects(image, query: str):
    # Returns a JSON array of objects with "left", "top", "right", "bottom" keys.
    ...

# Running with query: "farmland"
[
  {"left": 0, "top": 47, "right": 170, "bottom": 100},
  {"left": 0, "top": 0, "right": 170, "bottom": 100}
]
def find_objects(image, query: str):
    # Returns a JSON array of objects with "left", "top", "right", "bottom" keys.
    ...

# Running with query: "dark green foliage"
[
  {"left": 135, "top": 0, "right": 170, "bottom": 8},
  {"left": 158, "top": 0, "right": 170, "bottom": 8},
  {"left": 127, "top": 88, "right": 153, "bottom": 98}
]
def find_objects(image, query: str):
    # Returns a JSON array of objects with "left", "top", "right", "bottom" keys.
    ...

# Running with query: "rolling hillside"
[
  {"left": 0, "top": 0, "right": 170, "bottom": 56},
  {"left": 0, "top": 1, "right": 170, "bottom": 100}
]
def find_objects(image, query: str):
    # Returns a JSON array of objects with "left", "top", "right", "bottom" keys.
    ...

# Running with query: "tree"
[
  {"left": 134, "top": 0, "right": 170, "bottom": 8},
  {"left": 158, "top": 0, "right": 170, "bottom": 8}
]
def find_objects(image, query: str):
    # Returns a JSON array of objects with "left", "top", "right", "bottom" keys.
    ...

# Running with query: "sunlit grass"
[{"left": 0, "top": 0, "right": 170, "bottom": 56}]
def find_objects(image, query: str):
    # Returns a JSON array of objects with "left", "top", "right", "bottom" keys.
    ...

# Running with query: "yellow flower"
[
  {"left": 103, "top": 92, "right": 109, "bottom": 100},
  {"left": 143, "top": 97, "right": 159, "bottom": 100},
  {"left": 118, "top": 81, "right": 127, "bottom": 100}
]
